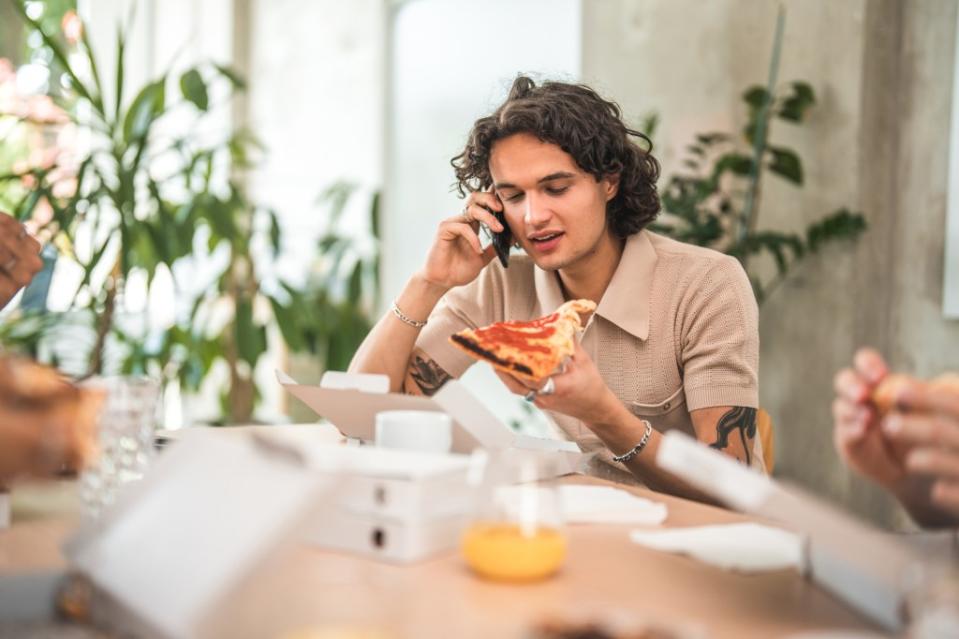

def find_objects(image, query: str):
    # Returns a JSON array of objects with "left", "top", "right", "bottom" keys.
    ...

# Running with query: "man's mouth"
[{"left": 528, "top": 231, "right": 564, "bottom": 244}]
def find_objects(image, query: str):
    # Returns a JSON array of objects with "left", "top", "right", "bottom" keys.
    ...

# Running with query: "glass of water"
[{"left": 79, "top": 377, "right": 160, "bottom": 519}]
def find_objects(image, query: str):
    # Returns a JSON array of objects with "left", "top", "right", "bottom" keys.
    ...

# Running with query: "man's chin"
[{"left": 530, "top": 254, "right": 570, "bottom": 272}]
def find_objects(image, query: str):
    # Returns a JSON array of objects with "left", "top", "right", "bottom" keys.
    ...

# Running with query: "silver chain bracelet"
[
  {"left": 391, "top": 300, "right": 428, "bottom": 329},
  {"left": 611, "top": 419, "right": 653, "bottom": 464}
]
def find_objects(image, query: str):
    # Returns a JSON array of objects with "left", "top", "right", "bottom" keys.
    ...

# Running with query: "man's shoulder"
[{"left": 645, "top": 230, "right": 743, "bottom": 276}]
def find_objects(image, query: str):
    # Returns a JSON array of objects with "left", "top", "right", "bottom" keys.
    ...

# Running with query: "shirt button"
[{"left": 663, "top": 402, "right": 671, "bottom": 411}]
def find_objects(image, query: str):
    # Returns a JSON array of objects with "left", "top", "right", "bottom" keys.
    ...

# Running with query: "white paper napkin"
[
  {"left": 629, "top": 522, "right": 802, "bottom": 572},
  {"left": 559, "top": 485, "right": 668, "bottom": 525}
]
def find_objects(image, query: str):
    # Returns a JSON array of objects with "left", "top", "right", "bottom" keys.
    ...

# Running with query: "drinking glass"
[
  {"left": 79, "top": 377, "right": 160, "bottom": 519},
  {"left": 461, "top": 450, "right": 567, "bottom": 582}
]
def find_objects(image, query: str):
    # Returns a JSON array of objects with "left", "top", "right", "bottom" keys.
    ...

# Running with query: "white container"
[
  {"left": 374, "top": 410, "right": 452, "bottom": 454},
  {"left": 302, "top": 444, "right": 475, "bottom": 562}
]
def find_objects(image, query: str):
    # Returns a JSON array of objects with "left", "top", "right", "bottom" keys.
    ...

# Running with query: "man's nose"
[{"left": 524, "top": 194, "right": 551, "bottom": 226}]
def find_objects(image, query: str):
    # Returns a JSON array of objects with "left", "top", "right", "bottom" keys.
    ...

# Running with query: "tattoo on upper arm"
[
  {"left": 404, "top": 352, "right": 453, "bottom": 396},
  {"left": 709, "top": 406, "right": 757, "bottom": 464}
]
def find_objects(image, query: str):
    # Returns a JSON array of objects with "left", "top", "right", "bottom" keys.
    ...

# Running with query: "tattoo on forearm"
[
  {"left": 405, "top": 353, "right": 452, "bottom": 396},
  {"left": 709, "top": 406, "right": 757, "bottom": 464}
]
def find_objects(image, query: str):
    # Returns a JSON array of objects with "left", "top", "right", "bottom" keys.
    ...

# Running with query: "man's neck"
[{"left": 558, "top": 233, "right": 625, "bottom": 303}]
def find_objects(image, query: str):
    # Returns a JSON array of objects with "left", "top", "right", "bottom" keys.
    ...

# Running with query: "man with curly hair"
[{"left": 351, "top": 76, "right": 762, "bottom": 499}]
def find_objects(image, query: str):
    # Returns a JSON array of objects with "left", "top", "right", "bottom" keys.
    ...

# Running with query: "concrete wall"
[{"left": 583, "top": 0, "right": 959, "bottom": 528}]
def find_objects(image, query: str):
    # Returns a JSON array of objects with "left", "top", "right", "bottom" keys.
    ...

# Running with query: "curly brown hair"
[{"left": 451, "top": 75, "right": 661, "bottom": 237}]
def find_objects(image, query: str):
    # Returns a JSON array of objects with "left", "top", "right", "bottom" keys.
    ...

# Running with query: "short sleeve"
[
  {"left": 680, "top": 256, "right": 760, "bottom": 410},
  {"left": 413, "top": 264, "right": 507, "bottom": 378}
]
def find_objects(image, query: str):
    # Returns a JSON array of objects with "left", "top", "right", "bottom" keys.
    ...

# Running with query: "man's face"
[{"left": 489, "top": 133, "right": 618, "bottom": 273}]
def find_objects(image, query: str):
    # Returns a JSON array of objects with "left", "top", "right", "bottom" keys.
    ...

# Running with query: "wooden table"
[{"left": 0, "top": 472, "right": 882, "bottom": 638}]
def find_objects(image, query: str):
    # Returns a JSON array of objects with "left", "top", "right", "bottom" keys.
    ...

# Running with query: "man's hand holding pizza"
[{"left": 493, "top": 341, "right": 620, "bottom": 426}]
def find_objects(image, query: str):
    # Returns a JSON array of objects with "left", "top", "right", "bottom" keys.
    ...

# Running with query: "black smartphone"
[{"left": 487, "top": 207, "right": 512, "bottom": 268}]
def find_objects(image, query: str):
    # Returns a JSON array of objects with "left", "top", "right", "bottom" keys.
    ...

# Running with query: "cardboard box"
[{"left": 278, "top": 370, "right": 584, "bottom": 475}]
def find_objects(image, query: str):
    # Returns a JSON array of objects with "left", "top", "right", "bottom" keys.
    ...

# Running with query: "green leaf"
[
  {"left": 214, "top": 64, "right": 247, "bottom": 90},
  {"left": 268, "top": 209, "right": 281, "bottom": 255},
  {"left": 713, "top": 153, "right": 754, "bottom": 180},
  {"left": 767, "top": 147, "right": 803, "bottom": 185},
  {"left": 743, "top": 86, "right": 771, "bottom": 110},
  {"left": 348, "top": 260, "right": 364, "bottom": 305},
  {"left": 806, "top": 208, "right": 867, "bottom": 253},
  {"left": 639, "top": 112, "right": 658, "bottom": 140},
  {"left": 79, "top": 19, "right": 107, "bottom": 118},
  {"left": 234, "top": 297, "right": 266, "bottom": 367},
  {"left": 122, "top": 79, "right": 166, "bottom": 143},
  {"left": 114, "top": 25, "right": 126, "bottom": 122},
  {"left": 696, "top": 132, "right": 730, "bottom": 146},
  {"left": 179, "top": 68, "right": 209, "bottom": 111},
  {"left": 777, "top": 81, "right": 816, "bottom": 122},
  {"left": 370, "top": 191, "right": 381, "bottom": 241},
  {"left": 268, "top": 295, "right": 305, "bottom": 351}
]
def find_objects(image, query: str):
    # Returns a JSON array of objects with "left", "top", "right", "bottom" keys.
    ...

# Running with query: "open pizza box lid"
[
  {"left": 277, "top": 370, "right": 585, "bottom": 476},
  {"left": 656, "top": 431, "right": 921, "bottom": 633}
]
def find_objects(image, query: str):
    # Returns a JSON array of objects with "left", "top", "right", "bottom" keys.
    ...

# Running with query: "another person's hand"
[
  {"left": 879, "top": 380, "right": 959, "bottom": 517},
  {"left": 494, "top": 341, "right": 620, "bottom": 425},
  {"left": 832, "top": 348, "right": 908, "bottom": 489},
  {"left": 416, "top": 191, "right": 501, "bottom": 291},
  {"left": 0, "top": 213, "right": 43, "bottom": 310}
]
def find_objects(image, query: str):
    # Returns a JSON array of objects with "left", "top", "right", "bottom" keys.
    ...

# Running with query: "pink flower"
[
  {"left": 62, "top": 11, "right": 83, "bottom": 46},
  {"left": 0, "top": 58, "right": 14, "bottom": 85}
]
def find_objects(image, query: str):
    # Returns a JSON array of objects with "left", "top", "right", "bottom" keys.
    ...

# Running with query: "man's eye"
[
  {"left": 505, "top": 193, "right": 524, "bottom": 203},
  {"left": 545, "top": 186, "right": 569, "bottom": 196}
]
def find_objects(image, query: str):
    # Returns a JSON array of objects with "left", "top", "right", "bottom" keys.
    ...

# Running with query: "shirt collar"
[{"left": 532, "top": 230, "right": 657, "bottom": 341}]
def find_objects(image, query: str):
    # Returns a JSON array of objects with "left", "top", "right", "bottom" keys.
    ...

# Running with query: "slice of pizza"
[{"left": 449, "top": 299, "right": 596, "bottom": 382}]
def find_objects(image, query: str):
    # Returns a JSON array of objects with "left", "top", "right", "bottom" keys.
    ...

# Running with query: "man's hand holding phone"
[{"left": 417, "top": 191, "right": 509, "bottom": 293}]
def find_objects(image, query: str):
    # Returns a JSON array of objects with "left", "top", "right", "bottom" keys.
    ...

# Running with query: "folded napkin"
[
  {"left": 559, "top": 485, "right": 668, "bottom": 525},
  {"left": 629, "top": 522, "right": 802, "bottom": 572}
]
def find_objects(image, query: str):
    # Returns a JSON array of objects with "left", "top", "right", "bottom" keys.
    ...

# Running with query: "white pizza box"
[
  {"left": 294, "top": 440, "right": 478, "bottom": 561},
  {"left": 304, "top": 443, "right": 475, "bottom": 522},
  {"left": 64, "top": 429, "right": 330, "bottom": 639},
  {"left": 277, "top": 369, "right": 584, "bottom": 476},
  {"left": 656, "top": 431, "right": 921, "bottom": 633},
  {"left": 310, "top": 506, "right": 470, "bottom": 563}
]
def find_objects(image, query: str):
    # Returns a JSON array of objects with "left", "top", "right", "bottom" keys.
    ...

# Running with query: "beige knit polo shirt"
[{"left": 415, "top": 229, "right": 763, "bottom": 480}]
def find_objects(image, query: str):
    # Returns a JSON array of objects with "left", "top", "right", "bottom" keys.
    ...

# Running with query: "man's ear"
[{"left": 603, "top": 173, "right": 620, "bottom": 202}]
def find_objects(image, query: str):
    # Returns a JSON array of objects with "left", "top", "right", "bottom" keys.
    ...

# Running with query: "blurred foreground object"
[{"left": 0, "top": 355, "right": 103, "bottom": 483}]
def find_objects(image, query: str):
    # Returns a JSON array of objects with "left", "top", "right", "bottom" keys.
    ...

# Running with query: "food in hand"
[
  {"left": 449, "top": 299, "right": 595, "bottom": 382},
  {"left": 871, "top": 372, "right": 959, "bottom": 415}
]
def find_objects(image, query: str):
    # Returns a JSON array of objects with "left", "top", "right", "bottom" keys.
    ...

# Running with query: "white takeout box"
[
  {"left": 65, "top": 430, "right": 329, "bottom": 639},
  {"left": 656, "top": 431, "right": 920, "bottom": 633},
  {"left": 277, "top": 370, "right": 584, "bottom": 475},
  {"left": 304, "top": 444, "right": 476, "bottom": 562}
]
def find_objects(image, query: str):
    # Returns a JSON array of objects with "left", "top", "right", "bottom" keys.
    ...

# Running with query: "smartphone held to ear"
[{"left": 490, "top": 209, "right": 512, "bottom": 268}]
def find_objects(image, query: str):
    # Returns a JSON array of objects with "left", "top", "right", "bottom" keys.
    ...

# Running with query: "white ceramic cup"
[{"left": 374, "top": 410, "right": 453, "bottom": 454}]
